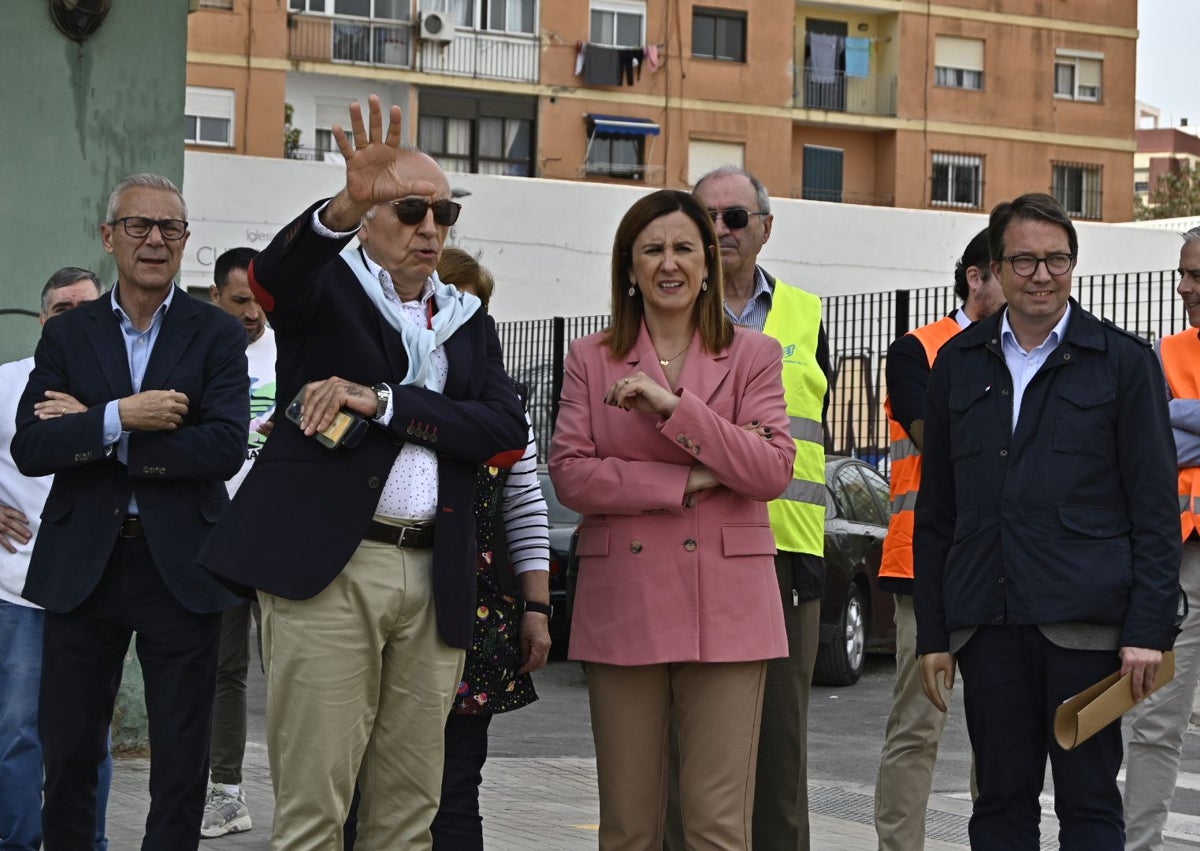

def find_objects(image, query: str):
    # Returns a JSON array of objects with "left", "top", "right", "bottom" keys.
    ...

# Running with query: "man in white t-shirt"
[
  {"left": 0, "top": 267, "right": 108, "bottom": 851},
  {"left": 200, "top": 247, "right": 277, "bottom": 838}
]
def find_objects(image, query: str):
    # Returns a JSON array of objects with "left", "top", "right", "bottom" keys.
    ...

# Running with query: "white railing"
[{"left": 416, "top": 28, "right": 538, "bottom": 83}]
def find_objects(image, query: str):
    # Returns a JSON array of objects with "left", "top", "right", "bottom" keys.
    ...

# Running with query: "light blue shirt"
[
  {"left": 725, "top": 266, "right": 774, "bottom": 331},
  {"left": 103, "top": 285, "right": 175, "bottom": 513},
  {"left": 1000, "top": 303, "right": 1072, "bottom": 433}
]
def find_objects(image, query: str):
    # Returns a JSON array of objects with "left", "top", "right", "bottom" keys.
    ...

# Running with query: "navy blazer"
[
  {"left": 913, "top": 300, "right": 1181, "bottom": 654},
  {"left": 197, "top": 201, "right": 527, "bottom": 650},
  {"left": 11, "top": 288, "right": 250, "bottom": 614}
]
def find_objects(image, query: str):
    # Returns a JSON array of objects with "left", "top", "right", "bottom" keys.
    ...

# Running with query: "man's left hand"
[
  {"left": 34, "top": 390, "right": 86, "bottom": 420},
  {"left": 518, "top": 611, "right": 552, "bottom": 675},
  {"left": 1121, "top": 646, "right": 1164, "bottom": 702},
  {"left": 297, "top": 377, "right": 377, "bottom": 437}
]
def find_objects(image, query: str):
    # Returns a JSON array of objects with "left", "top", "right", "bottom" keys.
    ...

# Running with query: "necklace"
[{"left": 658, "top": 343, "right": 690, "bottom": 366}]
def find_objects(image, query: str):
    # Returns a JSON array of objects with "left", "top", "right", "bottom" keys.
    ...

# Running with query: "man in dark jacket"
[{"left": 914, "top": 192, "right": 1180, "bottom": 850}]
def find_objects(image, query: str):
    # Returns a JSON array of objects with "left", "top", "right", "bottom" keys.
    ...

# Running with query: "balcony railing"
[
  {"left": 793, "top": 68, "right": 897, "bottom": 118},
  {"left": 288, "top": 13, "right": 539, "bottom": 83},
  {"left": 289, "top": 14, "right": 413, "bottom": 68},
  {"left": 415, "top": 28, "right": 538, "bottom": 83}
]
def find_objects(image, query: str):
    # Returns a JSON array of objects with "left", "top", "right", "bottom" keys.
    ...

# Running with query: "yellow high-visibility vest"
[{"left": 762, "top": 281, "right": 827, "bottom": 556}]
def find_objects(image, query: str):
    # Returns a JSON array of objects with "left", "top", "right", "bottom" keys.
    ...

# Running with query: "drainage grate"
[{"left": 808, "top": 785, "right": 1056, "bottom": 850}]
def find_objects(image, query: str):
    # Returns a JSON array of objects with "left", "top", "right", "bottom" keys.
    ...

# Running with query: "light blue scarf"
[{"left": 340, "top": 246, "right": 481, "bottom": 390}]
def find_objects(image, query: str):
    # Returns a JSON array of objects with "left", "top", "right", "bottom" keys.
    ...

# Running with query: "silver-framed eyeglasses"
[
  {"left": 109, "top": 217, "right": 189, "bottom": 241},
  {"left": 1003, "top": 253, "right": 1076, "bottom": 277}
]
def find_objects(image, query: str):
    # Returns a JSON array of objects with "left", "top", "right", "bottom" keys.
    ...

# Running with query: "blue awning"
[{"left": 586, "top": 113, "right": 661, "bottom": 137}]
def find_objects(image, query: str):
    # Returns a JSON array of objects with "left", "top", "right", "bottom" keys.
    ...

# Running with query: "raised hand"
[{"left": 322, "top": 95, "right": 439, "bottom": 230}]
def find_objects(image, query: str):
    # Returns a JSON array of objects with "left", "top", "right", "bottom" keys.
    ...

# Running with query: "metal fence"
[{"left": 497, "top": 269, "right": 1184, "bottom": 466}]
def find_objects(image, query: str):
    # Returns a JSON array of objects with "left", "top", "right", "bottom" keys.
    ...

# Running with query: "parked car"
[
  {"left": 536, "top": 467, "right": 580, "bottom": 644},
  {"left": 815, "top": 456, "right": 896, "bottom": 686}
]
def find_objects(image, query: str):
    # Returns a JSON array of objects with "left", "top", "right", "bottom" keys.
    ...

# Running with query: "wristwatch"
[
  {"left": 522, "top": 600, "right": 553, "bottom": 618},
  {"left": 371, "top": 383, "right": 392, "bottom": 421}
]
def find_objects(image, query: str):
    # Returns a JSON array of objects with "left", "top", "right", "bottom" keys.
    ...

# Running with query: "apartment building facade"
[{"left": 185, "top": 0, "right": 1137, "bottom": 221}]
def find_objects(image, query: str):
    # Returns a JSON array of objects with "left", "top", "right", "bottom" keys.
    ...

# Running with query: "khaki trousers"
[
  {"left": 873, "top": 594, "right": 951, "bottom": 851},
  {"left": 1125, "top": 539, "right": 1200, "bottom": 851},
  {"left": 587, "top": 660, "right": 767, "bottom": 851},
  {"left": 259, "top": 540, "right": 465, "bottom": 851}
]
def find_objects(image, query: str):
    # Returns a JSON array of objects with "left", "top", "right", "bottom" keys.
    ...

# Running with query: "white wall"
[
  {"left": 182, "top": 152, "right": 1183, "bottom": 320},
  {"left": 285, "top": 76, "right": 413, "bottom": 153}
]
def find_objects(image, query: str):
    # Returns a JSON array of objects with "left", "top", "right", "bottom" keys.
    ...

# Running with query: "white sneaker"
[{"left": 200, "top": 785, "right": 252, "bottom": 839}]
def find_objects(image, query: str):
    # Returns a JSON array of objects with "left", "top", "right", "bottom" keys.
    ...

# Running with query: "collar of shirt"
[
  {"left": 110, "top": 282, "right": 175, "bottom": 328},
  {"left": 953, "top": 307, "right": 972, "bottom": 330},
  {"left": 358, "top": 248, "right": 434, "bottom": 314},
  {"left": 724, "top": 266, "right": 774, "bottom": 328},
  {"left": 999, "top": 302, "right": 1072, "bottom": 360}
]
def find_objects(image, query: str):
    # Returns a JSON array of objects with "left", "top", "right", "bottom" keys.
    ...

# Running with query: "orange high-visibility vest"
[
  {"left": 1159, "top": 329, "right": 1200, "bottom": 541},
  {"left": 879, "top": 315, "right": 963, "bottom": 582}
]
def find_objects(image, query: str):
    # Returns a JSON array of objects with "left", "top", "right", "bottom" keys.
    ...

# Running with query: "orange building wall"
[
  {"left": 187, "top": 1, "right": 288, "bottom": 158},
  {"left": 788, "top": 127, "right": 885, "bottom": 203}
]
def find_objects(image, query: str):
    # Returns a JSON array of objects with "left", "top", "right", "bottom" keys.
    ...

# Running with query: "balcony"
[
  {"left": 288, "top": 13, "right": 539, "bottom": 84},
  {"left": 793, "top": 68, "right": 897, "bottom": 118},
  {"left": 415, "top": 28, "right": 538, "bottom": 83},
  {"left": 289, "top": 14, "right": 413, "bottom": 68}
]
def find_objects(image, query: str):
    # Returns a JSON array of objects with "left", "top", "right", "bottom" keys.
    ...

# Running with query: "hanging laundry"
[
  {"left": 575, "top": 41, "right": 586, "bottom": 76},
  {"left": 584, "top": 44, "right": 622, "bottom": 85},
  {"left": 845, "top": 37, "right": 871, "bottom": 78},
  {"left": 807, "top": 32, "right": 840, "bottom": 84},
  {"left": 619, "top": 48, "right": 642, "bottom": 85},
  {"left": 644, "top": 43, "right": 661, "bottom": 73}
]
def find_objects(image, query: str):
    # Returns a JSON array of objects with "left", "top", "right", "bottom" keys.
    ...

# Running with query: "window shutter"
[
  {"left": 687, "top": 140, "right": 744, "bottom": 186},
  {"left": 185, "top": 87, "right": 233, "bottom": 119},
  {"left": 935, "top": 36, "right": 983, "bottom": 71},
  {"left": 1077, "top": 58, "right": 1101, "bottom": 89}
]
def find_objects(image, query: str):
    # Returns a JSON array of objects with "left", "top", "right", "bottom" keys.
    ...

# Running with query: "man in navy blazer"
[
  {"left": 198, "top": 96, "right": 526, "bottom": 849},
  {"left": 12, "top": 173, "right": 249, "bottom": 851}
]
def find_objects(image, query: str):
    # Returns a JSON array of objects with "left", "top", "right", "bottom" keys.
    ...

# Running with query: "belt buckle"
[{"left": 396, "top": 524, "right": 420, "bottom": 549}]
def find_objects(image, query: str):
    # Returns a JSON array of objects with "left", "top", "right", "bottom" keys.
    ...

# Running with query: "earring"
[
  {"left": 701, "top": 277, "right": 708, "bottom": 292},
  {"left": 628, "top": 284, "right": 637, "bottom": 297}
]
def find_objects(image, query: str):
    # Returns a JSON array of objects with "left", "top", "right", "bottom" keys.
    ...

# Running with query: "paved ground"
[{"left": 108, "top": 745, "right": 982, "bottom": 850}]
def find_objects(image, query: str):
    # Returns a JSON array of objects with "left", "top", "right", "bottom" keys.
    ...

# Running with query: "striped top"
[{"left": 501, "top": 415, "right": 550, "bottom": 574}]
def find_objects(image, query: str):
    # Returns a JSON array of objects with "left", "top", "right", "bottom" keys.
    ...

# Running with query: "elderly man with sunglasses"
[
  {"left": 198, "top": 95, "right": 527, "bottom": 851},
  {"left": 671, "top": 166, "right": 831, "bottom": 851}
]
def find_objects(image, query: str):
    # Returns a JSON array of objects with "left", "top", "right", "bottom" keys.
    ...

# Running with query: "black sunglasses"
[
  {"left": 391, "top": 198, "right": 462, "bottom": 227},
  {"left": 707, "top": 207, "right": 768, "bottom": 230}
]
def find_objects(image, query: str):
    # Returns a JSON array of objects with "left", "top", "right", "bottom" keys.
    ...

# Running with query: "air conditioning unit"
[{"left": 419, "top": 11, "right": 455, "bottom": 43}]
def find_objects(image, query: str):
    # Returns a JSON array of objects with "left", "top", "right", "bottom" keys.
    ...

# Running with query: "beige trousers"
[
  {"left": 587, "top": 660, "right": 767, "bottom": 851},
  {"left": 259, "top": 540, "right": 465, "bottom": 851}
]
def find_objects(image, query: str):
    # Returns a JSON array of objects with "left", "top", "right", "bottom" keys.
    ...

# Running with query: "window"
[
  {"left": 692, "top": 8, "right": 745, "bottom": 62},
  {"left": 184, "top": 87, "right": 233, "bottom": 147},
  {"left": 584, "top": 114, "right": 659, "bottom": 180},
  {"left": 832, "top": 464, "right": 887, "bottom": 527},
  {"left": 802, "top": 145, "right": 843, "bottom": 202},
  {"left": 931, "top": 153, "right": 983, "bottom": 208},
  {"left": 1052, "top": 162, "right": 1102, "bottom": 219},
  {"left": 687, "top": 139, "right": 744, "bottom": 186},
  {"left": 418, "top": 90, "right": 535, "bottom": 176},
  {"left": 590, "top": 0, "right": 644, "bottom": 47},
  {"left": 934, "top": 36, "right": 983, "bottom": 90},
  {"left": 288, "top": 0, "right": 408, "bottom": 18},
  {"left": 1055, "top": 51, "right": 1102, "bottom": 102}
]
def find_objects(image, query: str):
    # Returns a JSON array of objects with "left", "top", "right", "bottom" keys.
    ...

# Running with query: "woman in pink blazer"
[{"left": 548, "top": 189, "right": 795, "bottom": 850}]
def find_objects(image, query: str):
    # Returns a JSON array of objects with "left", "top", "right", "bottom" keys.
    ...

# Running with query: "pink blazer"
[{"left": 549, "top": 323, "right": 795, "bottom": 665}]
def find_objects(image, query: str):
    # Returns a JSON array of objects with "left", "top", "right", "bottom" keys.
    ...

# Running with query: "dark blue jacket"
[
  {"left": 12, "top": 289, "right": 249, "bottom": 614},
  {"left": 197, "top": 201, "right": 527, "bottom": 650},
  {"left": 913, "top": 300, "right": 1180, "bottom": 654}
]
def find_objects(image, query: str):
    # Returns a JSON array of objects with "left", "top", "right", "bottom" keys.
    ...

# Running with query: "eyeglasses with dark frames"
[
  {"left": 109, "top": 217, "right": 189, "bottom": 241},
  {"left": 706, "top": 207, "right": 768, "bottom": 230},
  {"left": 1003, "top": 253, "right": 1076, "bottom": 278},
  {"left": 391, "top": 198, "right": 462, "bottom": 227}
]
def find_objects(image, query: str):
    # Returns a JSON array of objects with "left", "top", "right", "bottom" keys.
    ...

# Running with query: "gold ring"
[{"left": 355, "top": 141, "right": 369, "bottom": 151}]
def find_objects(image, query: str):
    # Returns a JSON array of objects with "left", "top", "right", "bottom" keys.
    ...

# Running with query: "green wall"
[{"left": 0, "top": 1, "right": 187, "bottom": 363}]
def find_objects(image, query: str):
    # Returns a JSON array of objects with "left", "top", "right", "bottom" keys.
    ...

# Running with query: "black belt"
[
  {"left": 364, "top": 520, "right": 435, "bottom": 550},
  {"left": 119, "top": 516, "right": 144, "bottom": 539}
]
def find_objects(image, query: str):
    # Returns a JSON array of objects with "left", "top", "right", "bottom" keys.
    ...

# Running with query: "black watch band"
[{"left": 523, "top": 600, "right": 553, "bottom": 617}]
